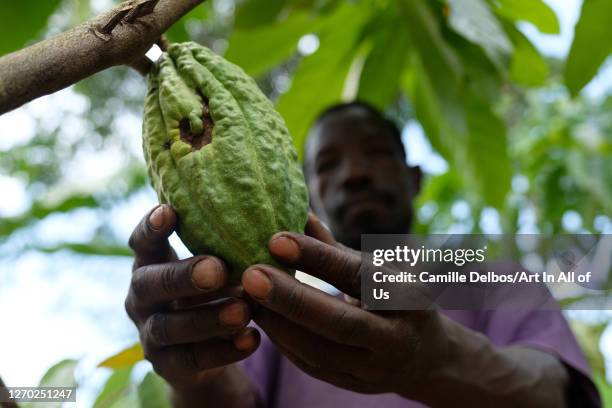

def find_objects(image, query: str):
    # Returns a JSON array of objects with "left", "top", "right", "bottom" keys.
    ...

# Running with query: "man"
[{"left": 125, "top": 102, "right": 600, "bottom": 407}]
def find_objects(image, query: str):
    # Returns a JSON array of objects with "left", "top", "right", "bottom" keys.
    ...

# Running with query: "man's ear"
[{"left": 406, "top": 164, "right": 423, "bottom": 197}]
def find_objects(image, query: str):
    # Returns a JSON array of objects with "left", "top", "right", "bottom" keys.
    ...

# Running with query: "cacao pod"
[{"left": 142, "top": 42, "right": 309, "bottom": 281}]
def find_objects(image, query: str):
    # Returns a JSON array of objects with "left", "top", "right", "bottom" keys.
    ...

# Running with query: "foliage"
[
  {"left": 564, "top": 0, "right": 612, "bottom": 96},
  {"left": 26, "top": 356, "right": 172, "bottom": 407},
  {"left": 0, "top": 0, "right": 608, "bottom": 262},
  {"left": 19, "top": 359, "right": 78, "bottom": 408},
  {"left": 570, "top": 320, "right": 612, "bottom": 405},
  {"left": 504, "top": 85, "right": 611, "bottom": 233},
  {"left": 98, "top": 343, "right": 144, "bottom": 369},
  {"left": 0, "top": 0, "right": 62, "bottom": 55}
]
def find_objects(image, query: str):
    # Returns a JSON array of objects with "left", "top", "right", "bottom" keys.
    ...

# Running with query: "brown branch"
[
  {"left": 0, "top": 0, "right": 205, "bottom": 115},
  {"left": 129, "top": 56, "right": 155, "bottom": 76},
  {"left": 0, "top": 376, "right": 17, "bottom": 408}
]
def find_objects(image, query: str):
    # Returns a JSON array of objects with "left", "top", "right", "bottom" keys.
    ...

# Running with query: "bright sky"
[{"left": 0, "top": 0, "right": 610, "bottom": 403}]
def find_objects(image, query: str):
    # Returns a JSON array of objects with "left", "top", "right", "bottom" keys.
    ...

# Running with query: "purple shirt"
[{"left": 241, "top": 308, "right": 600, "bottom": 407}]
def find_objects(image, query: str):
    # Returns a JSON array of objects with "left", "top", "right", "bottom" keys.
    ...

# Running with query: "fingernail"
[
  {"left": 269, "top": 235, "right": 300, "bottom": 262},
  {"left": 234, "top": 330, "right": 256, "bottom": 351},
  {"left": 149, "top": 206, "right": 165, "bottom": 230},
  {"left": 192, "top": 258, "right": 222, "bottom": 290},
  {"left": 219, "top": 302, "right": 248, "bottom": 327},
  {"left": 242, "top": 269, "right": 272, "bottom": 300}
]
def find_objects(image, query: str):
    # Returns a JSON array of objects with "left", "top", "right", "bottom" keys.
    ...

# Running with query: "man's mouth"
[{"left": 335, "top": 192, "right": 394, "bottom": 220}]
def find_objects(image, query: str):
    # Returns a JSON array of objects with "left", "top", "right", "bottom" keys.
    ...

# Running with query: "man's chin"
[
  {"left": 335, "top": 211, "right": 413, "bottom": 250},
  {"left": 337, "top": 215, "right": 387, "bottom": 250},
  {"left": 342, "top": 204, "right": 390, "bottom": 227}
]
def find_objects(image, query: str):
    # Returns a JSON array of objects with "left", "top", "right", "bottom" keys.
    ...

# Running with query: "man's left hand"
[{"left": 241, "top": 213, "right": 449, "bottom": 396}]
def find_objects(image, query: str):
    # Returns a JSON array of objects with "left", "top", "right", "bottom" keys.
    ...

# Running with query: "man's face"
[{"left": 305, "top": 109, "right": 420, "bottom": 249}]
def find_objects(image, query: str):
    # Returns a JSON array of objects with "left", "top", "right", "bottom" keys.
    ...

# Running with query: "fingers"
[
  {"left": 142, "top": 299, "right": 251, "bottom": 348},
  {"left": 268, "top": 231, "right": 363, "bottom": 298},
  {"left": 150, "top": 328, "right": 260, "bottom": 384},
  {"left": 126, "top": 256, "right": 228, "bottom": 318},
  {"left": 344, "top": 294, "right": 362, "bottom": 307},
  {"left": 170, "top": 285, "right": 245, "bottom": 311},
  {"left": 129, "top": 205, "right": 178, "bottom": 269},
  {"left": 274, "top": 341, "right": 375, "bottom": 394},
  {"left": 127, "top": 205, "right": 261, "bottom": 387},
  {"left": 304, "top": 212, "right": 336, "bottom": 246},
  {"left": 255, "top": 308, "right": 371, "bottom": 379},
  {"left": 242, "top": 265, "right": 384, "bottom": 348}
]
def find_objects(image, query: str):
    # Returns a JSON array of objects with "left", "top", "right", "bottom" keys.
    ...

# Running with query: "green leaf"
[
  {"left": 464, "top": 94, "right": 511, "bottom": 208},
  {"left": 504, "top": 23, "right": 549, "bottom": 86},
  {"left": 594, "top": 374, "right": 612, "bottom": 407},
  {"left": 417, "top": 171, "right": 463, "bottom": 203},
  {"left": 447, "top": 0, "right": 513, "bottom": 70},
  {"left": 357, "top": 21, "right": 409, "bottom": 109},
  {"left": 564, "top": 0, "right": 612, "bottom": 96},
  {"left": 560, "top": 292, "right": 611, "bottom": 308},
  {"left": 0, "top": 0, "right": 61, "bottom": 56},
  {"left": 0, "top": 193, "right": 100, "bottom": 237},
  {"left": 493, "top": 0, "right": 559, "bottom": 34},
  {"left": 98, "top": 343, "right": 144, "bottom": 369},
  {"left": 138, "top": 372, "right": 171, "bottom": 408},
  {"left": 569, "top": 320, "right": 607, "bottom": 375},
  {"left": 276, "top": 3, "right": 371, "bottom": 158},
  {"left": 404, "top": 55, "right": 510, "bottom": 208},
  {"left": 166, "top": 4, "right": 211, "bottom": 43},
  {"left": 398, "top": 0, "right": 463, "bottom": 96},
  {"left": 40, "top": 359, "right": 78, "bottom": 387},
  {"left": 103, "top": 392, "right": 141, "bottom": 408},
  {"left": 21, "top": 359, "right": 79, "bottom": 408},
  {"left": 403, "top": 53, "right": 456, "bottom": 159},
  {"left": 225, "top": 12, "right": 319, "bottom": 77},
  {"left": 449, "top": 33, "right": 502, "bottom": 102},
  {"left": 35, "top": 242, "right": 133, "bottom": 257},
  {"left": 565, "top": 150, "right": 612, "bottom": 212},
  {"left": 234, "top": 0, "right": 288, "bottom": 28},
  {"left": 94, "top": 366, "right": 134, "bottom": 408}
]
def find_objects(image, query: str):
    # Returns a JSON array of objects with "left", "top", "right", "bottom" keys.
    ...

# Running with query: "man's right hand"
[{"left": 125, "top": 204, "right": 260, "bottom": 391}]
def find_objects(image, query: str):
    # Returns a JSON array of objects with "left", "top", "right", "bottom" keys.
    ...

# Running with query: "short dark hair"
[{"left": 310, "top": 101, "right": 406, "bottom": 160}]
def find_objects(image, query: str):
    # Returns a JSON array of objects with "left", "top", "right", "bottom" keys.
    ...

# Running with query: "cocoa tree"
[{"left": 0, "top": 0, "right": 610, "bottom": 405}]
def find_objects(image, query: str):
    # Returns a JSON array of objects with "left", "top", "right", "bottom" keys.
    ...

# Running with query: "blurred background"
[{"left": 0, "top": 0, "right": 610, "bottom": 405}]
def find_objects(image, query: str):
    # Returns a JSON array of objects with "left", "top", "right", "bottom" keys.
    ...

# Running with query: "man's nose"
[{"left": 339, "top": 155, "right": 372, "bottom": 187}]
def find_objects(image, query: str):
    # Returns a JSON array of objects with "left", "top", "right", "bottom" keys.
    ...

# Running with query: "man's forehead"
[{"left": 305, "top": 110, "right": 394, "bottom": 160}]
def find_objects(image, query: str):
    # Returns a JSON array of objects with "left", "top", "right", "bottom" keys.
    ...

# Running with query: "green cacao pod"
[{"left": 142, "top": 42, "right": 309, "bottom": 281}]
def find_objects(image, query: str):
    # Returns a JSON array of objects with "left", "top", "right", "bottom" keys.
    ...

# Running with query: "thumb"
[{"left": 304, "top": 212, "right": 336, "bottom": 246}]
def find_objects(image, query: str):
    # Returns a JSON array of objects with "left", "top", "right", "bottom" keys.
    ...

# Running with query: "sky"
[{"left": 0, "top": 0, "right": 611, "bottom": 403}]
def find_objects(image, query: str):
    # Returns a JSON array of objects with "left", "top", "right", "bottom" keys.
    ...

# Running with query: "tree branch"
[
  {"left": 0, "top": 0, "right": 205, "bottom": 115},
  {"left": 0, "top": 376, "right": 17, "bottom": 408}
]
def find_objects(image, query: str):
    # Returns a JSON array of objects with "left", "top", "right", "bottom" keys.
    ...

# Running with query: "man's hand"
[
  {"left": 125, "top": 205, "right": 259, "bottom": 398},
  {"left": 241, "top": 214, "right": 569, "bottom": 407},
  {"left": 241, "top": 213, "right": 447, "bottom": 395}
]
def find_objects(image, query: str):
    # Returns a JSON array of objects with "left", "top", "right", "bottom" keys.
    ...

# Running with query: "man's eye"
[
  {"left": 316, "top": 160, "right": 337, "bottom": 173},
  {"left": 370, "top": 147, "right": 394, "bottom": 157}
]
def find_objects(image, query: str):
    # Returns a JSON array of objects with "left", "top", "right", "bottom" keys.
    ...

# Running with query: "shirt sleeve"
[{"left": 479, "top": 308, "right": 601, "bottom": 407}]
